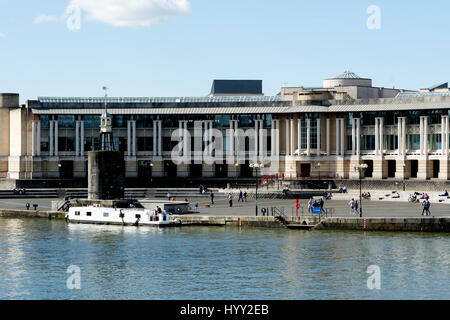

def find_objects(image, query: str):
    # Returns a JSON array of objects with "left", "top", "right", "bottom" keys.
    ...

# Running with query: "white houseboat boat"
[{"left": 67, "top": 206, "right": 182, "bottom": 227}]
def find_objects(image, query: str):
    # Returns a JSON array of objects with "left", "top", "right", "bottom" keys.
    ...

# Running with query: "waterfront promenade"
[{"left": 0, "top": 196, "right": 449, "bottom": 218}]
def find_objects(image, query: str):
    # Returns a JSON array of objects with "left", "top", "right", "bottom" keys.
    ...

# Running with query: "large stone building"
[{"left": 2, "top": 71, "right": 450, "bottom": 188}]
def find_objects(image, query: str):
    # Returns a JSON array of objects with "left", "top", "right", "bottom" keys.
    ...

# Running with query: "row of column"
[{"left": 285, "top": 118, "right": 322, "bottom": 157}]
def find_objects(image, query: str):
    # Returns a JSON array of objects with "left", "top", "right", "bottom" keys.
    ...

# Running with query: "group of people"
[
  {"left": 362, "top": 192, "right": 371, "bottom": 200},
  {"left": 348, "top": 198, "right": 361, "bottom": 215},
  {"left": 338, "top": 185, "right": 348, "bottom": 193},
  {"left": 199, "top": 185, "right": 208, "bottom": 194},
  {"left": 308, "top": 197, "right": 324, "bottom": 214},
  {"left": 13, "top": 188, "right": 26, "bottom": 195}
]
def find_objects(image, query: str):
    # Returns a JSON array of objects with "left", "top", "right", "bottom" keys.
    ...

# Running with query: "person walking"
[
  {"left": 243, "top": 191, "right": 247, "bottom": 202},
  {"left": 319, "top": 198, "right": 324, "bottom": 213},
  {"left": 210, "top": 191, "right": 214, "bottom": 205},
  {"left": 167, "top": 192, "right": 171, "bottom": 201},
  {"left": 229, "top": 194, "right": 233, "bottom": 207},
  {"left": 354, "top": 200, "right": 359, "bottom": 216},
  {"left": 349, "top": 199, "right": 355, "bottom": 215},
  {"left": 238, "top": 190, "right": 243, "bottom": 202},
  {"left": 422, "top": 199, "right": 431, "bottom": 216}
]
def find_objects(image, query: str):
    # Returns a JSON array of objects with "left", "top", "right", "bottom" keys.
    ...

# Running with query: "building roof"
[{"left": 210, "top": 80, "right": 263, "bottom": 95}]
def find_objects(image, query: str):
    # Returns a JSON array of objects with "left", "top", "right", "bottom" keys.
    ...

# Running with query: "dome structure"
[{"left": 323, "top": 70, "right": 372, "bottom": 88}]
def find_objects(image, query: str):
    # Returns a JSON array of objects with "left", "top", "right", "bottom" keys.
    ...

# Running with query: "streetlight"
[
  {"left": 250, "top": 162, "right": 265, "bottom": 216},
  {"left": 353, "top": 163, "right": 368, "bottom": 218}
]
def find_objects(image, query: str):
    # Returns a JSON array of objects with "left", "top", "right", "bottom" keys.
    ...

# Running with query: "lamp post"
[
  {"left": 250, "top": 162, "right": 265, "bottom": 216},
  {"left": 353, "top": 163, "right": 368, "bottom": 218}
]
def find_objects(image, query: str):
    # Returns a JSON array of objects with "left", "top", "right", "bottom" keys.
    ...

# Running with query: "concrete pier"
[
  {"left": 88, "top": 151, "right": 125, "bottom": 200},
  {"left": 0, "top": 208, "right": 449, "bottom": 232}
]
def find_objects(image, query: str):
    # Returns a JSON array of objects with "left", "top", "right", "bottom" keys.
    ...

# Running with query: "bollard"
[
  {"left": 33, "top": 204, "right": 38, "bottom": 211},
  {"left": 26, "top": 203, "right": 30, "bottom": 210}
]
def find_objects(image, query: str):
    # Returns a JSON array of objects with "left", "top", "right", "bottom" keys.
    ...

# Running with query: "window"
[
  {"left": 58, "top": 137, "right": 75, "bottom": 152},
  {"left": 103, "top": 212, "right": 109, "bottom": 217},
  {"left": 86, "top": 212, "right": 92, "bottom": 217},
  {"left": 75, "top": 211, "right": 80, "bottom": 216},
  {"left": 135, "top": 214, "right": 141, "bottom": 219}
]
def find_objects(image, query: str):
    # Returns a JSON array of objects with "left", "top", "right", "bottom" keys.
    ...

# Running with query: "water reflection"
[{"left": 0, "top": 218, "right": 449, "bottom": 300}]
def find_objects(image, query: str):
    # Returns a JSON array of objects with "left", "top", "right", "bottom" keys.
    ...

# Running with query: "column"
[
  {"left": 335, "top": 118, "right": 340, "bottom": 156},
  {"left": 75, "top": 121, "right": 80, "bottom": 156},
  {"left": 80, "top": 121, "right": 84, "bottom": 156},
  {"left": 209, "top": 121, "right": 213, "bottom": 157},
  {"left": 49, "top": 120, "right": 54, "bottom": 156},
  {"left": 271, "top": 120, "right": 275, "bottom": 157},
  {"left": 441, "top": 116, "right": 445, "bottom": 155},
  {"left": 340, "top": 119, "right": 345, "bottom": 157},
  {"left": 326, "top": 118, "right": 330, "bottom": 156},
  {"left": 133, "top": 121, "right": 137, "bottom": 156},
  {"left": 424, "top": 116, "right": 428, "bottom": 156},
  {"left": 356, "top": 118, "right": 361, "bottom": 156},
  {"left": 54, "top": 120, "right": 58, "bottom": 156},
  {"left": 37, "top": 120, "right": 41, "bottom": 157},
  {"left": 127, "top": 121, "right": 131, "bottom": 156},
  {"left": 351, "top": 118, "right": 356, "bottom": 156},
  {"left": 260, "top": 120, "right": 265, "bottom": 158},
  {"left": 419, "top": 116, "right": 424, "bottom": 155},
  {"left": 379, "top": 117, "right": 384, "bottom": 155},
  {"left": 285, "top": 119, "right": 289, "bottom": 156},
  {"left": 231, "top": 121, "right": 235, "bottom": 158},
  {"left": 316, "top": 118, "right": 321, "bottom": 156},
  {"left": 306, "top": 118, "right": 311, "bottom": 156},
  {"left": 375, "top": 118, "right": 379, "bottom": 155},
  {"left": 402, "top": 118, "right": 406, "bottom": 155},
  {"left": 290, "top": 119, "right": 294, "bottom": 156},
  {"left": 275, "top": 120, "right": 280, "bottom": 156},
  {"left": 184, "top": 121, "right": 189, "bottom": 160},
  {"left": 158, "top": 121, "right": 162, "bottom": 156},
  {"left": 398, "top": 118, "right": 403, "bottom": 156},
  {"left": 31, "top": 120, "right": 36, "bottom": 157},
  {"left": 153, "top": 120, "right": 157, "bottom": 158},
  {"left": 179, "top": 120, "right": 183, "bottom": 156},
  {"left": 446, "top": 116, "right": 449, "bottom": 155},
  {"left": 297, "top": 119, "right": 302, "bottom": 155}
]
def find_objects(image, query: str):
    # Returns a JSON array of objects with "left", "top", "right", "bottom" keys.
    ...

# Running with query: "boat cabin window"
[
  {"left": 135, "top": 214, "right": 141, "bottom": 219},
  {"left": 75, "top": 211, "right": 80, "bottom": 216},
  {"left": 86, "top": 212, "right": 92, "bottom": 217},
  {"left": 103, "top": 212, "right": 109, "bottom": 217}
]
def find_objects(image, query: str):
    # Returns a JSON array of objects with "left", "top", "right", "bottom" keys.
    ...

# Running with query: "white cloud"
[
  {"left": 67, "top": 0, "right": 192, "bottom": 27},
  {"left": 34, "top": 15, "right": 60, "bottom": 24},
  {"left": 0, "top": 32, "right": 5, "bottom": 38}
]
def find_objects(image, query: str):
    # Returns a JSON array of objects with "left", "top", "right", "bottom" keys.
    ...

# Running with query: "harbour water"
[{"left": 0, "top": 218, "right": 448, "bottom": 300}]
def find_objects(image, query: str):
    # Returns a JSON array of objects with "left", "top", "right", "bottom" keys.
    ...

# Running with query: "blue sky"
[{"left": 0, "top": 0, "right": 449, "bottom": 103}]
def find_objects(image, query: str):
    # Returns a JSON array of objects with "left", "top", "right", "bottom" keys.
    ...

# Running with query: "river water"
[{"left": 0, "top": 218, "right": 448, "bottom": 300}]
